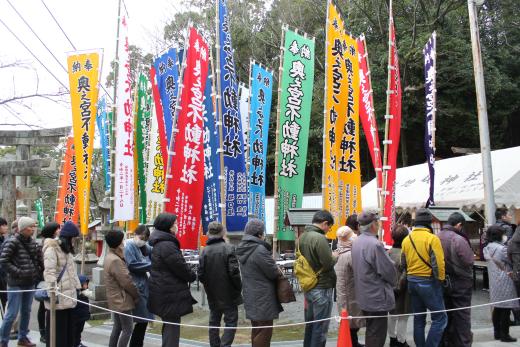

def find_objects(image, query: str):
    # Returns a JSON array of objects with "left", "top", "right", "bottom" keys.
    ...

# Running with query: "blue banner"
[
  {"left": 202, "top": 72, "right": 222, "bottom": 233},
  {"left": 96, "top": 95, "right": 110, "bottom": 191},
  {"left": 248, "top": 64, "right": 272, "bottom": 222},
  {"left": 154, "top": 48, "right": 179, "bottom": 147},
  {"left": 218, "top": 0, "right": 248, "bottom": 231},
  {"left": 424, "top": 32, "right": 436, "bottom": 207}
]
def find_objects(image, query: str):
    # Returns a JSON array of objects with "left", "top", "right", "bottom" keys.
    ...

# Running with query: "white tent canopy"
[{"left": 362, "top": 146, "right": 520, "bottom": 211}]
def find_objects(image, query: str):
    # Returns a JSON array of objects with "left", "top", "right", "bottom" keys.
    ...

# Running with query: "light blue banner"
[
  {"left": 248, "top": 64, "right": 272, "bottom": 222},
  {"left": 154, "top": 48, "right": 179, "bottom": 147},
  {"left": 218, "top": 0, "right": 248, "bottom": 231},
  {"left": 96, "top": 95, "right": 110, "bottom": 191}
]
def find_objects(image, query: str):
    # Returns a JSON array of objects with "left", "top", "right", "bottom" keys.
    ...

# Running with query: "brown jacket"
[{"left": 104, "top": 246, "right": 139, "bottom": 312}]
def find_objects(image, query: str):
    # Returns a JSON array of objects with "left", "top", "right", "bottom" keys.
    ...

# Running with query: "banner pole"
[
  {"left": 321, "top": 1, "right": 331, "bottom": 224},
  {"left": 380, "top": 0, "right": 393, "bottom": 240},
  {"left": 272, "top": 25, "right": 287, "bottom": 257},
  {"left": 361, "top": 37, "right": 382, "bottom": 211},
  {"left": 215, "top": 2, "right": 227, "bottom": 228},
  {"left": 110, "top": 0, "right": 123, "bottom": 227}
]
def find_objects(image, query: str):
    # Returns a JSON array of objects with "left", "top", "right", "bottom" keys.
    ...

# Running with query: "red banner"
[
  {"left": 382, "top": 16, "right": 402, "bottom": 245},
  {"left": 55, "top": 136, "right": 79, "bottom": 225},
  {"left": 150, "top": 65, "right": 169, "bottom": 173},
  {"left": 164, "top": 27, "right": 209, "bottom": 249},
  {"left": 357, "top": 36, "right": 383, "bottom": 192}
]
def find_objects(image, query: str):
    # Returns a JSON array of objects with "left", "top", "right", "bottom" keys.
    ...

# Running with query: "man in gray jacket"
[
  {"left": 438, "top": 212, "right": 474, "bottom": 347},
  {"left": 351, "top": 210, "right": 397, "bottom": 347}
]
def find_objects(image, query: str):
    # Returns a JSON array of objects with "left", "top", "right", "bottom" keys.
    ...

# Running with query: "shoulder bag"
[
  {"left": 276, "top": 268, "right": 296, "bottom": 303},
  {"left": 35, "top": 249, "right": 68, "bottom": 302},
  {"left": 409, "top": 236, "right": 451, "bottom": 292}
]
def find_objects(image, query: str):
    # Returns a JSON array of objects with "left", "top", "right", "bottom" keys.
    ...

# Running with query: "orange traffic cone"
[{"left": 337, "top": 308, "right": 352, "bottom": 346}]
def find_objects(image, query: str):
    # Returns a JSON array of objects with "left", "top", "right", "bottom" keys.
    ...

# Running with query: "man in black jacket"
[
  {"left": 0, "top": 217, "right": 43, "bottom": 347},
  {"left": 198, "top": 222, "right": 242, "bottom": 347}
]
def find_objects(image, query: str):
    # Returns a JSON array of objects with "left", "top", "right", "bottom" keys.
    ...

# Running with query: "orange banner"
[
  {"left": 55, "top": 136, "right": 79, "bottom": 225},
  {"left": 67, "top": 51, "right": 101, "bottom": 234}
]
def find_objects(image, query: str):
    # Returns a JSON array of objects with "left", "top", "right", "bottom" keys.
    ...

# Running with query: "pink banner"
[
  {"left": 382, "top": 17, "right": 402, "bottom": 245},
  {"left": 164, "top": 27, "right": 209, "bottom": 249},
  {"left": 357, "top": 37, "right": 383, "bottom": 192}
]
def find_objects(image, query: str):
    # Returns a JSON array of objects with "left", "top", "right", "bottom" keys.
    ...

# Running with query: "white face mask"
[
  {"left": 134, "top": 238, "right": 146, "bottom": 247},
  {"left": 502, "top": 235, "right": 508, "bottom": 243}
]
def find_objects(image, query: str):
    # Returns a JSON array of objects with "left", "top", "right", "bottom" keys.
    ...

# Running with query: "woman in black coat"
[{"left": 147, "top": 213, "right": 197, "bottom": 347}]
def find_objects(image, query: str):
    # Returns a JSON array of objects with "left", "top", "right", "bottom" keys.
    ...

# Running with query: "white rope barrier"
[
  {"left": 0, "top": 288, "right": 46, "bottom": 293},
  {"left": 54, "top": 291, "right": 520, "bottom": 330}
]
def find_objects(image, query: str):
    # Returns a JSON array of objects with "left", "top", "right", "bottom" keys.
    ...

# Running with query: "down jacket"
[
  {"left": 484, "top": 241, "right": 519, "bottom": 309},
  {"left": 43, "top": 238, "right": 80, "bottom": 310},
  {"left": 147, "top": 231, "right": 197, "bottom": 320},
  {"left": 334, "top": 242, "right": 364, "bottom": 329},
  {"left": 124, "top": 239, "right": 153, "bottom": 322},
  {"left": 236, "top": 234, "right": 282, "bottom": 321},
  {"left": 0, "top": 234, "right": 43, "bottom": 287},
  {"left": 198, "top": 237, "right": 243, "bottom": 311},
  {"left": 104, "top": 247, "right": 140, "bottom": 312}
]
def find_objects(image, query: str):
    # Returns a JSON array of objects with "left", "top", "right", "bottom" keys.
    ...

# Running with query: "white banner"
[
  {"left": 113, "top": 15, "right": 135, "bottom": 221},
  {"left": 145, "top": 105, "right": 165, "bottom": 222},
  {"left": 239, "top": 83, "right": 250, "bottom": 147}
]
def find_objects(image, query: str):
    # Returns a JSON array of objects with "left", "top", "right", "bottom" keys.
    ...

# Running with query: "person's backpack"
[{"left": 294, "top": 243, "right": 323, "bottom": 292}]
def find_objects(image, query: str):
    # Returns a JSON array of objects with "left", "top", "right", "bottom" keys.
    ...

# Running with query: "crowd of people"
[{"left": 0, "top": 206, "right": 518, "bottom": 347}]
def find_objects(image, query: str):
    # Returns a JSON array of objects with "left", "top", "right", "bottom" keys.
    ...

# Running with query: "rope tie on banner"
[{"left": 54, "top": 291, "right": 520, "bottom": 330}]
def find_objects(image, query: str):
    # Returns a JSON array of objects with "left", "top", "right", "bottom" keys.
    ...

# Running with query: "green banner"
[
  {"left": 136, "top": 74, "right": 152, "bottom": 223},
  {"left": 276, "top": 29, "right": 315, "bottom": 240},
  {"left": 35, "top": 198, "right": 44, "bottom": 229}
]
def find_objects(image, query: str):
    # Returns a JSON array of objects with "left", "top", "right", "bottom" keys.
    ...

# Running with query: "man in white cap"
[{"left": 0, "top": 217, "right": 43, "bottom": 347}]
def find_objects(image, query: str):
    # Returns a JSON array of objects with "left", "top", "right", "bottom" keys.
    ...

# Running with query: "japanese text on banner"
[
  {"left": 136, "top": 74, "right": 152, "bottom": 223},
  {"left": 424, "top": 32, "right": 436, "bottom": 207},
  {"left": 276, "top": 29, "right": 315, "bottom": 241},
  {"left": 113, "top": 15, "right": 135, "bottom": 222},
  {"left": 67, "top": 51, "right": 100, "bottom": 234},
  {"left": 249, "top": 64, "right": 273, "bottom": 222},
  {"left": 164, "top": 27, "right": 209, "bottom": 249},
  {"left": 323, "top": 3, "right": 362, "bottom": 239},
  {"left": 55, "top": 136, "right": 79, "bottom": 225}
]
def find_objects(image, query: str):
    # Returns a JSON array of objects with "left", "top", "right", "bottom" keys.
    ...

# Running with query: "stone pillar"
[{"left": 1, "top": 175, "right": 16, "bottom": 223}]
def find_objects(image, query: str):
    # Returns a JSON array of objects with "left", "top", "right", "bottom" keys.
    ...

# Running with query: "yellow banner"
[
  {"left": 67, "top": 52, "right": 100, "bottom": 235},
  {"left": 323, "top": 2, "right": 362, "bottom": 239}
]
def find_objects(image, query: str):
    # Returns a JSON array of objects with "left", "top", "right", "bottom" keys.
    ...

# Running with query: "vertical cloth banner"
[
  {"left": 136, "top": 74, "right": 152, "bottom": 223},
  {"left": 276, "top": 29, "right": 315, "bottom": 241},
  {"left": 248, "top": 64, "right": 273, "bottom": 222},
  {"left": 164, "top": 27, "right": 209, "bottom": 249},
  {"left": 358, "top": 36, "right": 383, "bottom": 193},
  {"left": 150, "top": 65, "right": 169, "bottom": 169},
  {"left": 323, "top": 2, "right": 362, "bottom": 239},
  {"left": 424, "top": 32, "right": 437, "bottom": 207},
  {"left": 35, "top": 198, "right": 44, "bottom": 228},
  {"left": 201, "top": 71, "right": 222, "bottom": 232},
  {"left": 67, "top": 51, "right": 100, "bottom": 234},
  {"left": 218, "top": 0, "right": 248, "bottom": 231},
  {"left": 154, "top": 48, "right": 180, "bottom": 148},
  {"left": 239, "top": 83, "right": 250, "bottom": 153},
  {"left": 144, "top": 101, "right": 165, "bottom": 223},
  {"left": 113, "top": 15, "right": 135, "bottom": 221},
  {"left": 55, "top": 136, "right": 79, "bottom": 224},
  {"left": 382, "top": 11, "right": 402, "bottom": 245},
  {"left": 96, "top": 95, "right": 111, "bottom": 192}
]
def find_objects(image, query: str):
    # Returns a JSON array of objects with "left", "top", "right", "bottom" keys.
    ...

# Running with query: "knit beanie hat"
[
  {"left": 414, "top": 208, "right": 433, "bottom": 227},
  {"left": 105, "top": 230, "right": 124, "bottom": 249},
  {"left": 60, "top": 221, "right": 80, "bottom": 238},
  {"left": 244, "top": 219, "right": 265, "bottom": 237},
  {"left": 17, "top": 217, "right": 35, "bottom": 232},
  {"left": 207, "top": 221, "right": 226, "bottom": 238}
]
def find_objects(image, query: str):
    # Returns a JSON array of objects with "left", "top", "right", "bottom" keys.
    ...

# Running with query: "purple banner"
[{"left": 424, "top": 32, "right": 436, "bottom": 207}]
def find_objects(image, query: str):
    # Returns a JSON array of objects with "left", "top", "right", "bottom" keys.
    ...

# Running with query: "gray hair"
[
  {"left": 360, "top": 220, "right": 377, "bottom": 233},
  {"left": 244, "top": 218, "right": 265, "bottom": 237},
  {"left": 207, "top": 221, "right": 226, "bottom": 238}
]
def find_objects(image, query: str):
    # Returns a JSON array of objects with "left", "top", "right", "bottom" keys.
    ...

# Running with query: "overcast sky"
[{"left": 0, "top": 0, "right": 181, "bottom": 131}]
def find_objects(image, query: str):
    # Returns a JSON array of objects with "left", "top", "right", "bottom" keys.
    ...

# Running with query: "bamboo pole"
[
  {"left": 215, "top": 3, "right": 227, "bottom": 227},
  {"left": 272, "top": 25, "right": 287, "bottom": 257},
  {"left": 321, "top": 1, "right": 331, "bottom": 220},
  {"left": 360, "top": 35, "right": 382, "bottom": 211},
  {"left": 110, "top": 0, "right": 123, "bottom": 227},
  {"left": 380, "top": 0, "right": 394, "bottom": 241}
]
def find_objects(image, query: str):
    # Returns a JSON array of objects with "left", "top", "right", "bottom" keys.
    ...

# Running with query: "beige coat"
[
  {"left": 104, "top": 247, "right": 139, "bottom": 312},
  {"left": 43, "top": 238, "right": 81, "bottom": 310},
  {"left": 334, "top": 242, "right": 365, "bottom": 329}
]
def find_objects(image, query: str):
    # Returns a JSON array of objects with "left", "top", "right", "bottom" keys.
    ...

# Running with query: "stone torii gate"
[{"left": 0, "top": 127, "right": 71, "bottom": 223}]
